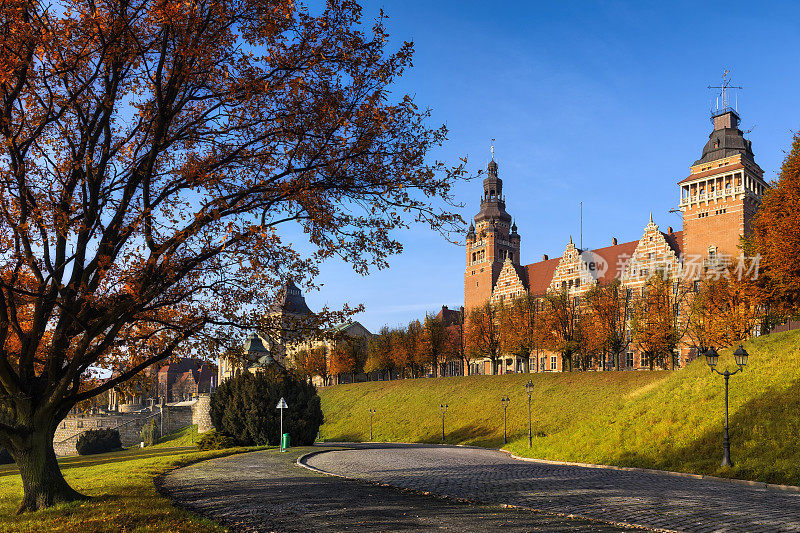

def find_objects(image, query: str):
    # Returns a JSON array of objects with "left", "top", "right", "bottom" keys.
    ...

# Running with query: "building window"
[
  {"left": 647, "top": 252, "right": 654, "bottom": 260},
  {"left": 573, "top": 296, "right": 580, "bottom": 307},
  {"left": 626, "top": 352, "right": 634, "bottom": 368},
  {"left": 550, "top": 356, "right": 557, "bottom": 371}
]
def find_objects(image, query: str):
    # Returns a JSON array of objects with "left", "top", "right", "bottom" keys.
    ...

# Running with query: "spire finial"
[
  {"left": 649, "top": 211, "right": 653, "bottom": 224},
  {"left": 490, "top": 139, "right": 495, "bottom": 161},
  {"left": 708, "top": 69, "right": 742, "bottom": 115},
  {"left": 569, "top": 235, "right": 573, "bottom": 244}
]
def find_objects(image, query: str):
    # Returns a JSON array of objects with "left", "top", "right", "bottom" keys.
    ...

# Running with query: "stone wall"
[
  {"left": 53, "top": 403, "right": 194, "bottom": 456},
  {"left": 192, "top": 394, "right": 213, "bottom": 433}
]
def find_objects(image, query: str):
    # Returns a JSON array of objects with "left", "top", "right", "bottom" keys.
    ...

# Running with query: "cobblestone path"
[
  {"left": 161, "top": 447, "right": 627, "bottom": 532},
  {"left": 303, "top": 443, "right": 800, "bottom": 533}
]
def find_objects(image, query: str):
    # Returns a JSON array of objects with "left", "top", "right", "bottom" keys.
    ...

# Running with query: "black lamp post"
[
  {"left": 704, "top": 345, "right": 749, "bottom": 467},
  {"left": 524, "top": 380, "right": 534, "bottom": 447},
  {"left": 369, "top": 408, "right": 376, "bottom": 441},
  {"left": 439, "top": 404, "right": 448, "bottom": 442},
  {"left": 500, "top": 396, "right": 511, "bottom": 444}
]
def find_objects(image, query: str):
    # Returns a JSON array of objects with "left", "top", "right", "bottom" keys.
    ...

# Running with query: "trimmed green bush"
[
  {"left": 140, "top": 418, "right": 160, "bottom": 446},
  {"left": 0, "top": 448, "right": 12, "bottom": 464},
  {"left": 195, "top": 429, "right": 237, "bottom": 451},
  {"left": 211, "top": 366, "right": 323, "bottom": 446},
  {"left": 76, "top": 428, "right": 122, "bottom": 455}
]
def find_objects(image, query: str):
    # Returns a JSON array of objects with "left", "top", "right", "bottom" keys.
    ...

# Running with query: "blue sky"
[{"left": 296, "top": 0, "right": 800, "bottom": 332}]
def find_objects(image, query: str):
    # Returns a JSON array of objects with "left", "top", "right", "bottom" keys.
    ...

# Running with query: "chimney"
[
  {"left": 667, "top": 226, "right": 673, "bottom": 234},
  {"left": 542, "top": 254, "right": 549, "bottom": 261},
  {"left": 612, "top": 237, "right": 618, "bottom": 246},
  {"left": 442, "top": 305, "right": 448, "bottom": 311}
]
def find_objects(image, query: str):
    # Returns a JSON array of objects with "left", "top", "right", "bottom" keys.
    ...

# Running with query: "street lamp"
[
  {"left": 524, "top": 380, "right": 534, "bottom": 447},
  {"left": 500, "top": 396, "right": 511, "bottom": 444},
  {"left": 439, "top": 404, "right": 448, "bottom": 442},
  {"left": 704, "top": 345, "right": 749, "bottom": 467},
  {"left": 369, "top": 408, "right": 376, "bottom": 441}
]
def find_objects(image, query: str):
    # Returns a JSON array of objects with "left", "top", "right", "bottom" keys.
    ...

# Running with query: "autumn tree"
[
  {"left": 541, "top": 289, "right": 582, "bottom": 371},
  {"left": 365, "top": 326, "right": 394, "bottom": 379},
  {"left": 467, "top": 301, "right": 500, "bottom": 374},
  {"left": 389, "top": 327, "right": 410, "bottom": 377},
  {"left": 329, "top": 334, "right": 368, "bottom": 383},
  {"left": 294, "top": 345, "right": 329, "bottom": 384},
  {"left": 404, "top": 319, "right": 425, "bottom": 377},
  {"left": 441, "top": 308, "right": 468, "bottom": 375},
  {"left": 630, "top": 276, "right": 691, "bottom": 370},
  {"left": 421, "top": 314, "right": 445, "bottom": 376},
  {"left": 584, "top": 280, "right": 631, "bottom": 370},
  {"left": 687, "top": 272, "right": 763, "bottom": 351},
  {"left": 498, "top": 294, "right": 542, "bottom": 370},
  {"left": 0, "top": 0, "right": 464, "bottom": 510},
  {"left": 749, "top": 132, "right": 800, "bottom": 312}
]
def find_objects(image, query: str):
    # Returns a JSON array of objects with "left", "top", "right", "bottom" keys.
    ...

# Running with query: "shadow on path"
[{"left": 161, "top": 447, "right": 628, "bottom": 532}]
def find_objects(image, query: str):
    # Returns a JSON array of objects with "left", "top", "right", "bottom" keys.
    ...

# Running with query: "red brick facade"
[{"left": 464, "top": 109, "right": 769, "bottom": 372}]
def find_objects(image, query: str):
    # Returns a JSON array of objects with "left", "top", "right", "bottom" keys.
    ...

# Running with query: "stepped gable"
[
  {"left": 491, "top": 259, "right": 528, "bottom": 302},
  {"left": 620, "top": 219, "right": 684, "bottom": 283},
  {"left": 662, "top": 230, "right": 684, "bottom": 255}
]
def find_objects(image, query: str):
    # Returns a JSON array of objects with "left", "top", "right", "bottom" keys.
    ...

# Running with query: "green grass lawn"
[
  {"left": 319, "top": 330, "right": 800, "bottom": 486},
  {"left": 0, "top": 427, "right": 264, "bottom": 532}
]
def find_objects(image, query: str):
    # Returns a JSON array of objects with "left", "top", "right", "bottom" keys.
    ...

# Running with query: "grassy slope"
[
  {"left": 320, "top": 330, "right": 800, "bottom": 486},
  {"left": 0, "top": 427, "right": 263, "bottom": 532}
]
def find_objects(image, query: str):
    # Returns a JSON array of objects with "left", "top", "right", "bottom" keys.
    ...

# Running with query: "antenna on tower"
[{"left": 708, "top": 69, "right": 742, "bottom": 115}]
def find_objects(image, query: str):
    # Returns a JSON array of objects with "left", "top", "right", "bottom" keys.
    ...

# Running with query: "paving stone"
[
  {"left": 305, "top": 443, "right": 800, "bottom": 533},
  {"left": 161, "top": 447, "right": 628, "bottom": 532}
]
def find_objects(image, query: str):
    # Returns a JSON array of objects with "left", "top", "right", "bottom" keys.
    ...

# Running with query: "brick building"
[{"left": 464, "top": 106, "right": 768, "bottom": 373}]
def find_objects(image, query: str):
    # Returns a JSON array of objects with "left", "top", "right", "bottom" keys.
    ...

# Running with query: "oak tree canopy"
[{"left": 0, "top": 0, "right": 463, "bottom": 511}]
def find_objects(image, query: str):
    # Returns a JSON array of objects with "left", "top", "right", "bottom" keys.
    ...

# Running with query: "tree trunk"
[{"left": 12, "top": 425, "right": 87, "bottom": 513}]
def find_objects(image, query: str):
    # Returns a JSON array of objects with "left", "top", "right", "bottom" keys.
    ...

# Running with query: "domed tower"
[
  {"left": 464, "top": 155, "right": 521, "bottom": 310},
  {"left": 678, "top": 106, "right": 767, "bottom": 265}
]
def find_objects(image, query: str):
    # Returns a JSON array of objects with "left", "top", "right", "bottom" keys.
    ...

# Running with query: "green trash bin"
[{"left": 281, "top": 433, "right": 290, "bottom": 450}]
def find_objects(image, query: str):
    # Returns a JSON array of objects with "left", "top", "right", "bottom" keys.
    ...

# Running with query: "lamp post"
[
  {"left": 500, "top": 396, "right": 510, "bottom": 444},
  {"left": 439, "top": 404, "right": 448, "bottom": 442},
  {"left": 524, "top": 380, "right": 534, "bottom": 447},
  {"left": 369, "top": 408, "right": 376, "bottom": 441},
  {"left": 704, "top": 345, "right": 749, "bottom": 467}
]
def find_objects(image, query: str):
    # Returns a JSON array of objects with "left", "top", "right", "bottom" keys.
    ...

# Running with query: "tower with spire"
[
  {"left": 465, "top": 151, "right": 521, "bottom": 310},
  {"left": 678, "top": 97, "right": 767, "bottom": 262}
]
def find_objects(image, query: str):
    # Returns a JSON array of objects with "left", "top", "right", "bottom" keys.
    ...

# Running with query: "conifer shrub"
[
  {"left": 195, "top": 429, "right": 238, "bottom": 451},
  {"left": 140, "top": 418, "right": 160, "bottom": 446},
  {"left": 75, "top": 428, "right": 122, "bottom": 455},
  {"left": 210, "top": 366, "right": 323, "bottom": 446}
]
